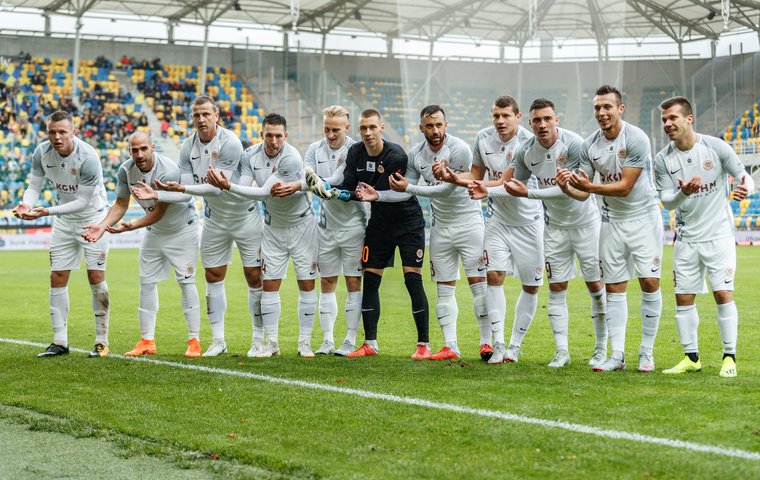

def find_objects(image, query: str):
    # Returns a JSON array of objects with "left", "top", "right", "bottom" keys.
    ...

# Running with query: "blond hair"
[{"left": 323, "top": 105, "right": 350, "bottom": 120}]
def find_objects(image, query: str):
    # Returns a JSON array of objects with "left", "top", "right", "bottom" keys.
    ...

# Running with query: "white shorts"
[
  {"left": 261, "top": 217, "right": 318, "bottom": 281},
  {"left": 600, "top": 210, "right": 663, "bottom": 284},
  {"left": 50, "top": 212, "right": 109, "bottom": 272},
  {"left": 201, "top": 213, "right": 262, "bottom": 269},
  {"left": 140, "top": 223, "right": 200, "bottom": 284},
  {"left": 544, "top": 222, "right": 601, "bottom": 283},
  {"left": 318, "top": 227, "right": 364, "bottom": 278},
  {"left": 674, "top": 236, "right": 735, "bottom": 294},
  {"left": 430, "top": 222, "right": 486, "bottom": 282},
  {"left": 485, "top": 220, "right": 544, "bottom": 286}
]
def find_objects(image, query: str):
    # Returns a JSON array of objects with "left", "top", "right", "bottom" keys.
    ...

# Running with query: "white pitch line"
[{"left": 3, "top": 337, "right": 759, "bottom": 462}]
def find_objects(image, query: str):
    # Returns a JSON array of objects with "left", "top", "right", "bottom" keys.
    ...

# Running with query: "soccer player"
[
  {"left": 82, "top": 131, "right": 202, "bottom": 357},
  {"left": 501, "top": 98, "right": 604, "bottom": 368},
  {"left": 435, "top": 96, "right": 544, "bottom": 364},
  {"left": 565, "top": 84, "right": 663, "bottom": 372},
  {"left": 12, "top": 110, "right": 111, "bottom": 358},
  {"left": 388, "top": 105, "right": 484, "bottom": 360},
  {"left": 303, "top": 106, "right": 366, "bottom": 356},
  {"left": 311, "top": 109, "right": 430, "bottom": 359},
  {"left": 207, "top": 113, "right": 318, "bottom": 358},
  {"left": 654, "top": 96, "right": 754, "bottom": 378},
  {"left": 148, "top": 96, "right": 263, "bottom": 357}
]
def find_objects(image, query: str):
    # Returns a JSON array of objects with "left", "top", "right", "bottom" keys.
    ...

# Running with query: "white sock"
[
  {"left": 436, "top": 284, "right": 458, "bottom": 348},
  {"left": 675, "top": 304, "right": 699, "bottom": 354},
  {"left": 248, "top": 287, "right": 263, "bottom": 344},
  {"left": 50, "top": 286, "right": 69, "bottom": 346},
  {"left": 345, "top": 291, "right": 362, "bottom": 345},
  {"left": 487, "top": 285, "right": 506, "bottom": 345},
  {"left": 261, "top": 291, "right": 281, "bottom": 343},
  {"left": 319, "top": 292, "right": 338, "bottom": 344},
  {"left": 509, "top": 290, "right": 538, "bottom": 347},
  {"left": 548, "top": 289, "right": 569, "bottom": 352},
  {"left": 640, "top": 290, "right": 662, "bottom": 355},
  {"left": 298, "top": 290, "right": 318, "bottom": 341},
  {"left": 590, "top": 288, "right": 607, "bottom": 351},
  {"left": 606, "top": 292, "right": 627, "bottom": 359},
  {"left": 366, "top": 339, "right": 378, "bottom": 351},
  {"left": 180, "top": 282, "right": 201, "bottom": 340},
  {"left": 469, "top": 281, "right": 490, "bottom": 345},
  {"left": 716, "top": 301, "right": 738, "bottom": 355},
  {"left": 206, "top": 281, "right": 226, "bottom": 342},
  {"left": 90, "top": 281, "right": 109, "bottom": 345},
  {"left": 138, "top": 283, "right": 159, "bottom": 340}
]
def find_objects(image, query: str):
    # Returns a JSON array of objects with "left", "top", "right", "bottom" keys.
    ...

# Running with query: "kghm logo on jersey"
[
  {"left": 618, "top": 148, "right": 627, "bottom": 159},
  {"left": 55, "top": 183, "right": 78, "bottom": 193},
  {"left": 703, "top": 159, "right": 714, "bottom": 170}
]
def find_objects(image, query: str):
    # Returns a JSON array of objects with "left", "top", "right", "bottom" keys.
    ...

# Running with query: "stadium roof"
[{"left": 4, "top": 0, "right": 760, "bottom": 47}]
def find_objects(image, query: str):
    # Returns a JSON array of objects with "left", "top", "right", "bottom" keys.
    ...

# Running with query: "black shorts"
[{"left": 362, "top": 217, "right": 425, "bottom": 269}]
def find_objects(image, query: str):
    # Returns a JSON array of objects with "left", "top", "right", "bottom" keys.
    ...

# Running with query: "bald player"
[{"left": 82, "top": 131, "right": 202, "bottom": 357}]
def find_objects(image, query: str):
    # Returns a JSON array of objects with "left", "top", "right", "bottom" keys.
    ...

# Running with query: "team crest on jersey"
[
  {"left": 337, "top": 155, "right": 345, "bottom": 167},
  {"left": 506, "top": 151, "right": 513, "bottom": 162},
  {"left": 618, "top": 148, "right": 627, "bottom": 159},
  {"left": 377, "top": 164, "right": 385, "bottom": 173},
  {"left": 725, "top": 266, "right": 734, "bottom": 278},
  {"left": 311, "top": 261, "right": 318, "bottom": 272},
  {"left": 652, "top": 256, "right": 661, "bottom": 267},
  {"left": 98, "top": 251, "right": 107, "bottom": 264},
  {"left": 367, "top": 161, "right": 376, "bottom": 172},
  {"left": 535, "top": 265, "right": 544, "bottom": 275},
  {"left": 211, "top": 150, "right": 220, "bottom": 161},
  {"left": 416, "top": 249, "right": 424, "bottom": 260},
  {"left": 557, "top": 155, "right": 567, "bottom": 165},
  {"left": 185, "top": 264, "right": 195, "bottom": 276},
  {"left": 703, "top": 159, "right": 714, "bottom": 170},
  {"left": 70, "top": 166, "right": 78, "bottom": 176}
]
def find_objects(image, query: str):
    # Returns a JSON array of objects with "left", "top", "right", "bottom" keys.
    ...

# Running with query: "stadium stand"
[
  {"left": 127, "top": 62, "right": 265, "bottom": 148},
  {"left": 722, "top": 101, "right": 759, "bottom": 154}
]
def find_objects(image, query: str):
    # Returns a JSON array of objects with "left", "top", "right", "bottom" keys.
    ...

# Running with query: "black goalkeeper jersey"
[{"left": 337, "top": 140, "right": 422, "bottom": 224}]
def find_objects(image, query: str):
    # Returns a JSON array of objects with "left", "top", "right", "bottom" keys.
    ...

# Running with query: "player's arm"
[
  {"left": 713, "top": 137, "right": 756, "bottom": 200},
  {"left": 374, "top": 149, "right": 412, "bottom": 202},
  {"left": 270, "top": 152, "right": 306, "bottom": 197},
  {"left": 13, "top": 174, "right": 44, "bottom": 219},
  {"left": 572, "top": 166, "right": 641, "bottom": 197},
  {"left": 82, "top": 196, "right": 130, "bottom": 241},
  {"left": 108, "top": 202, "right": 169, "bottom": 233},
  {"left": 554, "top": 138, "right": 591, "bottom": 201},
  {"left": 653, "top": 151, "right": 693, "bottom": 210},
  {"left": 226, "top": 173, "right": 277, "bottom": 200}
]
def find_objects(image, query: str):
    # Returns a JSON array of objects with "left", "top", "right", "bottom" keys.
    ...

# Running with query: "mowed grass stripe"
[{"left": 5, "top": 337, "right": 758, "bottom": 462}]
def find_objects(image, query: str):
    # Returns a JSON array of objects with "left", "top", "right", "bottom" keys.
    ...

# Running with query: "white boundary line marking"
[{"left": 4, "top": 337, "right": 759, "bottom": 462}]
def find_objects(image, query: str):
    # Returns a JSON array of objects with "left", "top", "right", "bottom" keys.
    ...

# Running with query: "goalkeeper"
[{"left": 305, "top": 109, "right": 431, "bottom": 359}]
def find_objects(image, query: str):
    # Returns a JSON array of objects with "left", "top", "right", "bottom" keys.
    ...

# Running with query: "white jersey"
[
  {"left": 581, "top": 121, "right": 659, "bottom": 222},
  {"left": 472, "top": 126, "right": 543, "bottom": 227},
  {"left": 406, "top": 134, "right": 483, "bottom": 227},
  {"left": 178, "top": 126, "right": 254, "bottom": 221},
  {"left": 654, "top": 134, "right": 746, "bottom": 242},
  {"left": 241, "top": 142, "right": 313, "bottom": 227},
  {"left": 304, "top": 136, "right": 366, "bottom": 231},
  {"left": 116, "top": 153, "right": 196, "bottom": 235},
  {"left": 31, "top": 137, "right": 108, "bottom": 222},
  {"left": 511, "top": 127, "right": 599, "bottom": 229}
]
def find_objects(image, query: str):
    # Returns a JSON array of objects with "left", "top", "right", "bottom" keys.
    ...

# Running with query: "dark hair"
[
  {"left": 263, "top": 112, "right": 287, "bottom": 131},
  {"left": 420, "top": 105, "right": 445, "bottom": 120},
  {"left": 48, "top": 110, "right": 74, "bottom": 126},
  {"left": 595, "top": 84, "right": 623, "bottom": 104},
  {"left": 360, "top": 109, "right": 382, "bottom": 121},
  {"left": 493, "top": 96, "right": 520, "bottom": 114},
  {"left": 659, "top": 96, "right": 693, "bottom": 116},
  {"left": 529, "top": 98, "right": 555, "bottom": 113},
  {"left": 192, "top": 95, "right": 217, "bottom": 110}
]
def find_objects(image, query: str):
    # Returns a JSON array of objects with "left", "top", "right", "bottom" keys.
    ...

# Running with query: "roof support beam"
[
  {"left": 499, "top": 0, "right": 558, "bottom": 46},
  {"left": 627, "top": 0, "right": 718, "bottom": 40}
]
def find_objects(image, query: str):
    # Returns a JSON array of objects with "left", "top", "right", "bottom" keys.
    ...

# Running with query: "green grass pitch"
[{"left": 1, "top": 247, "right": 759, "bottom": 479}]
